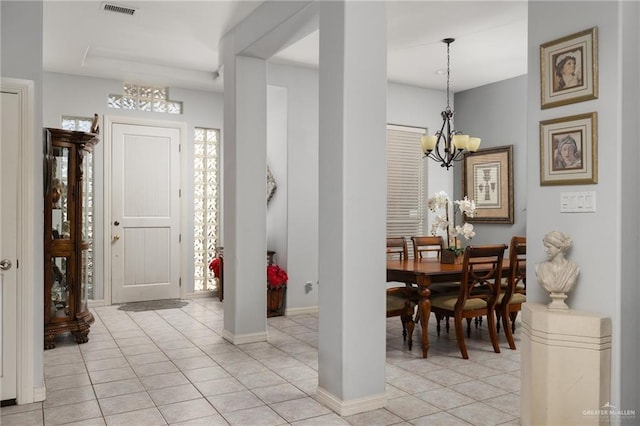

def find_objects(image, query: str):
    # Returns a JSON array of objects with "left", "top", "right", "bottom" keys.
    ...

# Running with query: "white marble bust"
[{"left": 535, "top": 231, "right": 579, "bottom": 309}]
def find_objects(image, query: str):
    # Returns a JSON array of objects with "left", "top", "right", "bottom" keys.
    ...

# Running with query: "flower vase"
[
  {"left": 267, "top": 285, "right": 286, "bottom": 317},
  {"left": 441, "top": 249, "right": 463, "bottom": 264}
]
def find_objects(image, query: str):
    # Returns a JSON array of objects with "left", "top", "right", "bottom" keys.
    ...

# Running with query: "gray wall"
[
  {"left": 266, "top": 63, "right": 454, "bottom": 312},
  {"left": 267, "top": 63, "right": 320, "bottom": 312},
  {"left": 527, "top": 1, "right": 639, "bottom": 411},
  {"left": 387, "top": 82, "right": 455, "bottom": 222},
  {"left": 43, "top": 72, "right": 224, "bottom": 299},
  {"left": 454, "top": 75, "right": 527, "bottom": 247},
  {"left": 618, "top": 1, "right": 640, "bottom": 416},
  {"left": 1, "top": 0, "right": 45, "bottom": 396}
]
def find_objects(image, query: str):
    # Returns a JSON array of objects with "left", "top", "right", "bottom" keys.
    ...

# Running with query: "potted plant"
[
  {"left": 209, "top": 258, "right": 288, "bottom": 316},
  {"left": 427, "top": 190, "right": 477, "bottom": 263},
  {"left": 266, "top": 264, "right": 288, "bottom": 317}
]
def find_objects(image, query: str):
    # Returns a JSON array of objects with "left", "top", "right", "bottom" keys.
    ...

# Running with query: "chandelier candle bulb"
[
  {"left": 421, "top": 135, "right": 438, "bottom": 152},
  {"left": 468, "top": 137, "right": 481, "bottom": 152},
  {"left": 453, "top": 134, "right": 469, "bottom": 150}
]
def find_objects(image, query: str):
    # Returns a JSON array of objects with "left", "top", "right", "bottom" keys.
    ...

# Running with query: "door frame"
[
  {"left": 1, "top": 78, "right": 39, "bottom": 403},
  {"left": 103, "top": 116, "right": 187, "bottom": 305}
]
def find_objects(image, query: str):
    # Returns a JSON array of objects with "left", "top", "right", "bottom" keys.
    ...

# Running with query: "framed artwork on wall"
[
  {"left": 539, "top": 112, "right": 598, "bottom": 186},
  {"left": 540, "top": 27, "right": 598, "bottom": 109},
  {"left": 462, "top": 145, "right": 514, "bottom": 224}
]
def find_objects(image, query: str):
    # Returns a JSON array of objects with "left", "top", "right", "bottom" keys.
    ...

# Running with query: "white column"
[
  {"left": 222, "top": 54, "right": 268, "bottom": 344},
  {"left": 316, "top": 1, "right": 387, "bottom": 416}
]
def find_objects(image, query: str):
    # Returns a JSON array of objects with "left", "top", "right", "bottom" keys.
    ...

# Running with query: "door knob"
[
  {"left": 0, "top": 259, "right": 12, "bottom": 271},
  {"left": 113, "top": 234, "right": 120, "bottom": 241}
]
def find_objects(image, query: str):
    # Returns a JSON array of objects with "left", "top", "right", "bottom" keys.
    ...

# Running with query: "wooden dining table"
[{"left": 386, "top": 257, "right": 511, "bottom": 358}]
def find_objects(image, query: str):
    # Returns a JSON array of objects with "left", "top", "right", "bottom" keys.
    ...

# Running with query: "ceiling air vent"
[{"left": 102, "top": 3, "right": 137, "bottom": 16}]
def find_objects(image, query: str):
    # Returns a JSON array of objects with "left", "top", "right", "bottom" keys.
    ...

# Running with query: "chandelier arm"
[{"left": 429, "top": 120, "right": 449, "bottom": 163}]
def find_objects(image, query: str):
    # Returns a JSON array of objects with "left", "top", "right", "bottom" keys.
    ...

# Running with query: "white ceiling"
[{"left": 43, "top": 1, "right": 528, "bottom": 93}]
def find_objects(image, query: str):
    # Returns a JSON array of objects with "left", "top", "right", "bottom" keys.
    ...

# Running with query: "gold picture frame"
[
  {"left": 540, "top": 112, "right": 597, "bottom": 186},
  {"left": 540, "top": 27, "right": 598, "bottom": 109},
  {"left": 462, "top": 145, "right": 514, "bottom": 224}
]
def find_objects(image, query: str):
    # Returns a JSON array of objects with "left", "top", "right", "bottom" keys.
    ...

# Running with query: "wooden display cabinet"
[{"left": 44, "top": 128, "right": 98, "bottom": 349}]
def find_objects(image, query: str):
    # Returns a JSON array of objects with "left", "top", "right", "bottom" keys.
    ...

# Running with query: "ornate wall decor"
[{"left": 267, "top": 166, "right": 277, "bottom": 204}]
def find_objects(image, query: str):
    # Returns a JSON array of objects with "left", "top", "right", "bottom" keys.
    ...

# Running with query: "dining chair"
[
  {"left": 386, "top": 237, "right": 418, "bottom": 349},
  {"left": 411, "top": 235, "right": 460, "bottom": 297},
  {"left": 411, "top": 236, "right": 444, "bottom": 259},
  {"left": 387, "top": 236, "right": 409, "bottom": 259},
  {"left": 496, "top": 236, "right": 526, "bottom": 350},
  {"left": 430, "top": 244, "right": 507, "bottom": 359}
]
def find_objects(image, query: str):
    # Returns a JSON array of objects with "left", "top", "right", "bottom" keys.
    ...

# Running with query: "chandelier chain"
[{"left": 446, "top": 40, "right": 451, "bottom": 108}]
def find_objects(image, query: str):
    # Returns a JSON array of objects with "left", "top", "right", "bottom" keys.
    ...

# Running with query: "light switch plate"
[{"left": 560, "top": 191, "right": 596, "bottom": 213}]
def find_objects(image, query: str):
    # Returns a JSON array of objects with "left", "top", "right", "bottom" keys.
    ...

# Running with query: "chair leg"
[
  {"left": 435, "top": 313, "right": 442, "bottom": 336},
  {"left": 466, "top": 318, "right": 472, "bottom": 338},
  {"left": 445, "top": 317, "right": 450, "bottom": 334},
  {"left": 496, "top": 310, "right": 501, "bottom": 333},
  {"left": 404, "top": 302, "right": 415, "bottom": 351},
  {"left": 487, "top": 309, "right": 501, "bottom": 354},
  {"left": 510, "top": 311, "right": 519, "bottom": 333},
  {"left": 502, "top": 307, "right": 516, "bottom": 350},
  {"left": 474, "top": 316, "right": 483, "bottom": 329},
  {"left": 406, "top": 318, "right": 415, "bottom": 351},
  {"left": 400, "top": 315, "right": 407, "bottom": 341},
  {"left": 454, "top": 314, "right": 469, "bottom": 359}
]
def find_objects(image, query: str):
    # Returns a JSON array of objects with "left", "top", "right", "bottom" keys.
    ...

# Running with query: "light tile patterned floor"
[{"left": 1, "top": 298, "right": 521, "bottom": 425}]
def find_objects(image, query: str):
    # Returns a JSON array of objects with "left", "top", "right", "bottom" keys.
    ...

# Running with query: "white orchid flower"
[
  {"left": 455, "top": 196, "right": 477, "bottom": 217},
  {"left": 430, "top": 215, "right": 448, "bottom": 235},
  {"left": 454, "top": 223, "right": 476, "bottom": 240},
  {"left": 427, "top": 191, "right": 450, "bottom": 211},
  {"left": 428, "top": 191, "right": 478, "bottom": 251}
]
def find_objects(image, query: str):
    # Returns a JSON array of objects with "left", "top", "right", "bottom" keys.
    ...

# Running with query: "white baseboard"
[
  {"left": 285, "top": 306, "right": 319, "bottom": 316},
  {"left": 88, "top": 299, "right": 106, "bottom": 308},
  {"left": 221, "top": 329, "right": 268, "bottom": 345},
  {"left": 316, "top": 386, "right": 387, "bottom": 416},
  {"left": 186, "top": 291, "right": 218, "bottom": 299},
  {"left": 33, "top": 386, "right": 46, "bottom": 403}
]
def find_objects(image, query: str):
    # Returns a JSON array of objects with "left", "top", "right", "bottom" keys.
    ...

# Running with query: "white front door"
[
  {"left": 111, "top": 122, "right": 181, "bottom": 303},
  {"left": 0, "top": 90, "right": 19, "bottom": 401}
]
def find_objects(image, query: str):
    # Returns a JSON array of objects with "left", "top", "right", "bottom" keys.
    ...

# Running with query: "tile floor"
[{"left": 1, "top": 298, "right": 521, "bottom": 425}]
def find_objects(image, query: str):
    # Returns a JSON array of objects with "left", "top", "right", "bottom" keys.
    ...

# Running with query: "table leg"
[{"left": 418, "top": 277, "right": 431, "bottom": 358}]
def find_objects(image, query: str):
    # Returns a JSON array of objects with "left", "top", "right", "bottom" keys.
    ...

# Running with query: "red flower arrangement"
[
  {"left": 267, "top": 264, "right": 288, "bottom": 288},
  {"left": 209, "top": 258, "right": 288, "bottom": 289},
  {"left": 209, "top": 257, "right": 222, "bottom": 278}
]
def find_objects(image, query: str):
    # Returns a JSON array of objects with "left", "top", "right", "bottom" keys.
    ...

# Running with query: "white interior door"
[
  {"left": 111, "top": 123, "right": 181, "bottom": 303},
  {"left": 1, "top": 90, "right": 19, "bottom": 401}
]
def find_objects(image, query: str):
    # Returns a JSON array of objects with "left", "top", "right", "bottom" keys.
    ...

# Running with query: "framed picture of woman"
[
  {"left": 540, "top": 27, "right": 598, "bottom": 109},
  {"left": 540, "top": 112, "right": 598, "bottom": 186}
]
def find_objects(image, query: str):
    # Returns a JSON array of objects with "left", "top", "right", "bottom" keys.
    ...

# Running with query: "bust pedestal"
[{"left": 521, "top": 303, "right": 611, "bottom": 425}]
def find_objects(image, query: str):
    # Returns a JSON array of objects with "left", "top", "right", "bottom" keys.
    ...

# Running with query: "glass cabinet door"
[
  {"left": 51, "top": 146, "right": 70, "bottom": 240},
  {"left": 80, "top": 249, "right": 90, "bottom": 313},
  {"left": 50, "top": 256, "right": 71, "bottom": 321},
  {"left": 81, "top": 150, "right": 94, "bottom": 300}
]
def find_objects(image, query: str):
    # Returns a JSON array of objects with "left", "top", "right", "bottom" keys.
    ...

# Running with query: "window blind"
[{"left": 387, "top": 125, "right": 426, "bottom": 241}]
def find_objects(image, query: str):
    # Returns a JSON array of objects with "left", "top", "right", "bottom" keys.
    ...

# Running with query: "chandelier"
[{"left": 421, "top": 38, "right": 481, "bottom": 169}]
